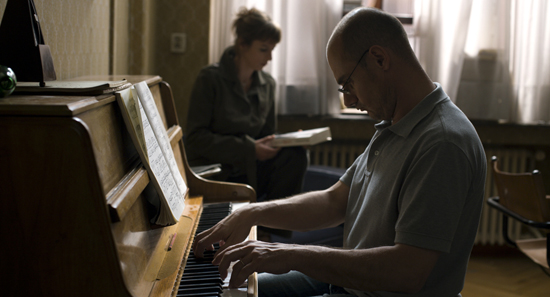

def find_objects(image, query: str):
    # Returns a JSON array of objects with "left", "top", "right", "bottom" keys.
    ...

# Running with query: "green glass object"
[{"left": 0, "top": 65, "right": 17, "bottom": 98}]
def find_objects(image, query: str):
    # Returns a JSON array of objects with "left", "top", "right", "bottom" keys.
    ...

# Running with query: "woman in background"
[{"left": 185, "top": 7, "right": 307, "bottom": 208}]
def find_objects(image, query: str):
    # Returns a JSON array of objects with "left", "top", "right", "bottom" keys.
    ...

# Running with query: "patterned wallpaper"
[
  {"left": 0, "top": 0, "right": 210, "bottom": 129},
  {"left": 0, "top": 0, "right": 111, "bottom": 80},
  {"left": 153, "top": 0, "right": 210, "bottom": 130}
]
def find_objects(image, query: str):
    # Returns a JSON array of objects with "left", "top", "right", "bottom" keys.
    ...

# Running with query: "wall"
[
  {"left": 153, "top": 0, "right": 210, "bottom": 132},
  {"left": 0, "top": 0, "right": 111, "bottom": 79},
  {"left": 0, "top": 0, "right": 210, "bottom": 129}
]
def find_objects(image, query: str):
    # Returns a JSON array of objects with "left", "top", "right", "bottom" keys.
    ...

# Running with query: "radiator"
[
  {"left": 309, "top": 143, "right": 538, "bottom": 245},
  {"left": 309, "top": 142, "right": 367, "bottom": 169}
]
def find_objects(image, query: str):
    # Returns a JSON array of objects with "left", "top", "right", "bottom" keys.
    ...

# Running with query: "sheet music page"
[
  {"left": 117, "top": 88, "right": 147, "bottom": 159},
  {"left": 137, "top": 96, "right": 185, "bottom": 219},
  {"left": 133, "top": 82, "right": 188, "bottom": 199}
]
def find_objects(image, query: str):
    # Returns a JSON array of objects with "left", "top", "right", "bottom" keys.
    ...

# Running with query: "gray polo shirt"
[{"left": 340, "top": 83, "right": 486, "bottom": 297}]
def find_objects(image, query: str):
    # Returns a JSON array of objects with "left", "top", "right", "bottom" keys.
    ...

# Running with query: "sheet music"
[
  {"left": 133, "top": 82, "right": 188, "bottom": 199},
  {"left": 117, "top": 88, "right": 147, "bottom": 159},
  {"left": 137, "top": 96, "right": 185, "bottom": 219},
  {"left": 116, "top": 86, "right": 185, "bottom": 224}
]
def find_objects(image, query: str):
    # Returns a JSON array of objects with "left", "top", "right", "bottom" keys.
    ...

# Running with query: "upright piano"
[{"left": 0, "top": 75, "right": 257, "bottom": 297}]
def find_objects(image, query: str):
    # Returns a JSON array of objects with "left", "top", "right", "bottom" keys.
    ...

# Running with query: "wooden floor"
[{"left": 462, "top": 245, "right": 550, "bottom": 297}]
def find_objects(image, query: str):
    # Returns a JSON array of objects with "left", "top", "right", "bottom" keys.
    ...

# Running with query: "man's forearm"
[
  {"left": 250, "top": 182, "right": 349, "bottom": 232},
  {"left": 291, "top": 243, "right": 440, "bottom": 294}
]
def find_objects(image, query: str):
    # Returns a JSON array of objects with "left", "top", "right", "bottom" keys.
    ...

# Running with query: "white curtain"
[
  {"left": 416, "top": 0, "right": 550, "bottom": 124},
  {"left": 209, "top": 0, "right": 343, "bottom": 115},
  {"left": 454, "top": 0, "right": 512, "bottom": 121},
  {"left": 509, "top": 0, "right": 550, "bottom": 123},
  {"left": 413, "top": 0, "right": 474, "bottom": 103}
]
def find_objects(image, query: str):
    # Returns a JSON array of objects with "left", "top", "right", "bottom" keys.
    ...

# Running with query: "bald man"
[{"left": 193, "top": 7, "right": 486, "bottom": 297}]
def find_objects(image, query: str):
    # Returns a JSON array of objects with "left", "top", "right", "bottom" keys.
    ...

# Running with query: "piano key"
[
  {"left": 180, "top": 275, "right": 223, "bottom": 286},
  {"left": 179, "top": 271, "right": 221, "bottom": 279},
  {"left": 177, "top": 293, "right": 219, "bottom": 297},
  {"left": 177, "top": 285, "right": 223, "bottom": 295},
  {"left": 183, "top": 266, "right": 220, "bottom": 274},
  {"left": 179, "top": 283, "right": 223, "bottom": 290},
  {"left": 175, "top": 202, "right": 233, "bottom": 297}
]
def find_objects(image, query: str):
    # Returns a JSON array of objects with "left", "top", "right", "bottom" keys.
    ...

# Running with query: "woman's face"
[{"left": 238, "top": 39, "right": 277, "bottom": 71}]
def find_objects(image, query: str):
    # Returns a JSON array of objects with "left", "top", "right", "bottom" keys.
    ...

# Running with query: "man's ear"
[{"left": 369, "top": 45, "right": 390, "bottom": 70}]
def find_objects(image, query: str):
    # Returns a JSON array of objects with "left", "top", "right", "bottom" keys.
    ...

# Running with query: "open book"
[
  {"left": 270, "top": 127, "right": 332, "bottom": 147},
  {"left": 116, "top": 82, "right": 188, "bottom": 226}
]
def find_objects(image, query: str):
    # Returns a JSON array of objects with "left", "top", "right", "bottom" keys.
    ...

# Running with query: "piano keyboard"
[{"left": 177, "top": 202, "right": 233, "bottom": 297}]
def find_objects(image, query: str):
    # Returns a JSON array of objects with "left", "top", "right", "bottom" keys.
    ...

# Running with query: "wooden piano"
[{"left": 0, "top": 75, "right": 257, "bottom": 297}]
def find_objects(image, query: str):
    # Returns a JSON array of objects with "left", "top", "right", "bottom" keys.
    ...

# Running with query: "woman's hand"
[{"left": 255, "top": 135, "right": 281, "bottom": 161}]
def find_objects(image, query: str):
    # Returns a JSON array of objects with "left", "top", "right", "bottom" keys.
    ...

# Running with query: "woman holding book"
[{"left": 185, "top": 7, "right": 307, "bottom": 207}]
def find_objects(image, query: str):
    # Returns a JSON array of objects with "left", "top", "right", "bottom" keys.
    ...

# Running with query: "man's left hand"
[{"left": 213, "top": 240, "right": 296, "bottom": 288}]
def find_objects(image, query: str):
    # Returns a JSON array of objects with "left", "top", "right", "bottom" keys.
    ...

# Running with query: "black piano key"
[
  {"left": 184, "top": 264, "right": 218, "bottom": 270},
  {"left": 185, "top": 259, "right": 215, "bottom": 265},
  {"left": 182, "top": 268, "right": 219, "bottom": 274},
  {"left": 179, "top": 271, "right": 220, "bottom": 279},
  {"left": 199, "top": 217, "right": 227, "bottom": 223},
  {"left": 177, "top": 293, "right": 219, "bottom": 297},
  {"left": 177, "top": 292, "right": 220, "bottom": 297},
  {"left": 188, "top": 253, "right": 215, "bottom": 259},
  {"left": 179, "top": 282, "right": 222, "bottom": 290},
  {"left": 187, "top": 249, "right": 218, "bottom": 263},
  {"left": 200, "top": 210, "right": 231, "bottom": 216},
  {"left": 177, "top": 285, "right": 223, "bottom": 295},
  {"left": 203, "top": 202, "right": 231, "bottom": 209},
  {"left": 186, "top": 256, "right": 216, "bottom": 263},
  {"left": 184, "top": 261, "right": 216, "bottom": 266},
  {"left": 179, "top": 277, "right": 223, "bottom": 285}
]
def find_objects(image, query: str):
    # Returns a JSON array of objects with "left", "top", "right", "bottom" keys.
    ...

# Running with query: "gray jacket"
[{"left": 185, "top": 46, "right": 277, "bottom": 188}]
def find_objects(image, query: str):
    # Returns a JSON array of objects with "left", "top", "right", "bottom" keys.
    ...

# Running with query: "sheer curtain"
[
  {"left": 413, "top": 0, "right": 473, "bottom": 103},
  {"left": 454, "top": 0, "right": 512, "bottom": 121},
  {"left": 209, "top": 0, "right": 342, "bottom": 115},
  {"left": 509, "top": 0, "right": 550, "bottom": 123},
  {"left": 416, "top": 0, "right": 550, "bottom": 124}
]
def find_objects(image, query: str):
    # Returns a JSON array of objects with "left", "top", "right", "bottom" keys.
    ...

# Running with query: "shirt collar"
[{"left": 376, "top": 82, "right": 449, "bottom": 137}]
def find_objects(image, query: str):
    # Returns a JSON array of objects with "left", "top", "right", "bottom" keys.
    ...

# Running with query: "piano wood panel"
[
  {"left": 0, "top": 115, "right": 127, "bottom": 297},
  {"left": 79, "top": 96, "right": 138, "bottom": 195},
  {"left": 0, "top": 75, "right": 256, "bottom": 297}
]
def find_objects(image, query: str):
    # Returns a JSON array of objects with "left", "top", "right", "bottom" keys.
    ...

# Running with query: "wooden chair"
[{"left": 487, "top": 156, "right": 550, "bottom": 269}]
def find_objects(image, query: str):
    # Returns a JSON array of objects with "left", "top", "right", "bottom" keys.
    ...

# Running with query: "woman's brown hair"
[{"left": 232, "top": 7, "right": 281, "bottom": 47}]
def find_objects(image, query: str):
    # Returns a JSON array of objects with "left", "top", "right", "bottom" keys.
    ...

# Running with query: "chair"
[{"left": 487, "top": 156, "right": 550, "bottom": 269}]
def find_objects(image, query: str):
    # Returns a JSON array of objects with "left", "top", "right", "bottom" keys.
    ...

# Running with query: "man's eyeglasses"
[{"left": 337, "top": 48, "right": 370, "bottom": 95}]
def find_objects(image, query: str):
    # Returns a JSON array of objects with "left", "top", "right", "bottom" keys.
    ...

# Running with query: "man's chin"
[
  {"left": 357, "top": 108, "right": 380, "bottom": 121},
  {"left": 364, "top": 110, "right": 378, "bottom": 120}
]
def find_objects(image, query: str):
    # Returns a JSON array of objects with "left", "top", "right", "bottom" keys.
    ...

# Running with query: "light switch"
[{"left": 171, "top": 33, "right": 186, "bottom": 54}]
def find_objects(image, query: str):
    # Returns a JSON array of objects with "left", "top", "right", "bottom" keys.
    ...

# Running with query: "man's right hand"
[{"left": 192, "top": 204, "right": 258, "bottom": 258}]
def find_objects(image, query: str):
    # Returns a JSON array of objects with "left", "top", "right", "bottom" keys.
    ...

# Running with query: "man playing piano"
[{"left": 193, "top": 7, "right": 486, "bottom": 297}]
